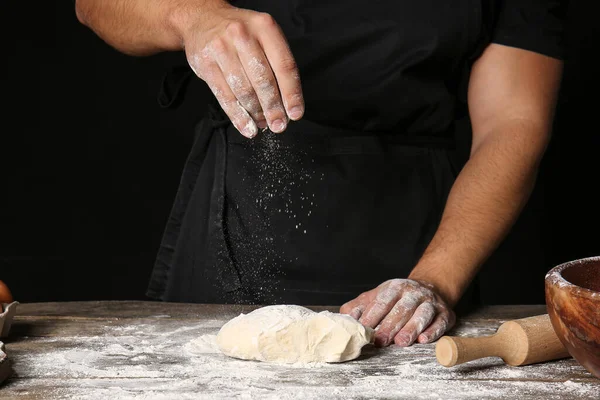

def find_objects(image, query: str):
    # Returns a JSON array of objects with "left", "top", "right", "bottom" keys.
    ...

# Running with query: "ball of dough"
[{"left": 216, "top": 305, "right": 374, "bottom": 363}]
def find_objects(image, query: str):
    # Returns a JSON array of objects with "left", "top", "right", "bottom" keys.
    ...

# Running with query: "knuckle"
[
  {"left": 287, "top": 92, "right": 304, "bottom": 102},
  {"left": 430, "top": 326, "right": 445, "bottom": 340},
  {"left": 389, "top": 279, "right": 405, "bottom": 289},
  {"left": 255, "top": 74, "right": 275, "bottom": 93},
  {"left": 425, "top": 302, "right": 437, "bottom": 313},
  {"left": 419, "top": 302, "right": 435, "bottom": 316},
  {"left": 423, "top": 292, "right": 435, "bottom": 302},
  {"left": 225, "top": 21, "right": 247, "bottom": 38},
  {"left": 376, "top": 286, "right": 399, "bottom": 304},
  {"left": 253, "top": 12, "right": 276, "bottom": 28},
  {"left": 220, "top": 98, "right": 240, "bottom": 115},
  {"left": 237, "top": 87, "right": 257, "bottom": 104},
  {"left": 254, "top": 110, "right": 266, "bottom": 121},
  {"left": 438, "top": 315, "right": 450, "bottom": 327},
  {"left": 372, "top": 298, "right": 390, "bottom": 311},
  {"left": 219, "top": 95, "right": 234, "bottom": 108},
  {"left": 377, "top": 325, "right": 391, "bottom": 337},
  {"left": 244, "top": 99, "right": 262, "bottom": 116},
  {"left": 262, "top": 95, "right": 285, "bottom": 116},
  {"left": 357, "top": 293, "right": 370, "bottom": 302},
  {"left": 232, "top": 114, "right": 251, "bottom": 130},
  {"left": 407, "top": 280, "right": 421, "bottom": 289},
  {"left": 278, "top": 57, "right": 298, "bottom": 74},
  {"left": 209, "top": 37, "right": 228, "bottom": 56},
  {"left": 399, "top": 293, "right": 419, "bottom": 307},
  {"left": 226, "top": 74, "right": 243, "bottom": 91},
  {"left": 340, "top": 303, "right": 352, "bottom": 314},
  {"left": 392, "top": 304, "right": 410, "bottom": 317}
]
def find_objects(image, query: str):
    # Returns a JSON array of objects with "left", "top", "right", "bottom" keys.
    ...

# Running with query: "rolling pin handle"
[{"left": 436, "top": 335, "right": 499, "bottom": 367}]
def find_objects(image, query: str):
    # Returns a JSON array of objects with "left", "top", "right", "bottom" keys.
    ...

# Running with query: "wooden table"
[{"left": 0, "top": 301, "right": 598, "bottom": 399}]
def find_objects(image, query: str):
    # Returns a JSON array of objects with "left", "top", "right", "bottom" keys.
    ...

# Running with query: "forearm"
[
  {"left": 75, "top": 0, "right": 226, "bottom": 56},
  {"left": 409, "top": 119, "right": 550, "bottom": 307}
]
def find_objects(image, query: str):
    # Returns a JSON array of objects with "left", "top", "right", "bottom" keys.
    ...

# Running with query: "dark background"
[{"left": 1, "top": 2, "right": 599, "bottom": 305}]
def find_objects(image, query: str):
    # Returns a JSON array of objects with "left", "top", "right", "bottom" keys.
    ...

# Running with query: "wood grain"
[
  {"left": 0, "top": 302, "right": 597, "bottom": 400},
  {"left": 0, "top": 342, "right": 10, "bottom": 387}
]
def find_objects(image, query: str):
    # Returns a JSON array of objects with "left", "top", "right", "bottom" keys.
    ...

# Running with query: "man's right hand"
[{"left": 177, "top": 4, "right": 304, "bottom": 138}]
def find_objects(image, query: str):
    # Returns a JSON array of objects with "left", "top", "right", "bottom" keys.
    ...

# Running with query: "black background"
[{"left": 1, "top": 2, "right": 599, "bottom": 305}]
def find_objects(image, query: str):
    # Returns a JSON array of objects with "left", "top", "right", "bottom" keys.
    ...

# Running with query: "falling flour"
[{"left": 229, "top": 128, "right": 318, "bottom": 303}]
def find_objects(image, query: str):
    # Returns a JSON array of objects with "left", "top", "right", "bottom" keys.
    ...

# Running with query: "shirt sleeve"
[{"left": 491, "top": 0, "right": 568, "bottom": 60}]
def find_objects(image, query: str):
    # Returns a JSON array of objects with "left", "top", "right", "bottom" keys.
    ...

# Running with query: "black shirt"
[
  {"left": 234, "top": 0, "right": 566, "bottom": 133},
  {"left": 147, "top": 0, "right": 567, "bottom": 305}
]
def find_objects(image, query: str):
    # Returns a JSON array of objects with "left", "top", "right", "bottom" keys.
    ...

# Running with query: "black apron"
[
  {"left": 146, "top": 0, "right": 552, "bottom": 306},
  {"left": 148, "top": 77, "right": 461, "bottom": 305}
]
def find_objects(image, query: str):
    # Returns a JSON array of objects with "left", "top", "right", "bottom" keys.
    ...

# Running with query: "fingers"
[
  {"left": 235, "top": 36, "right": 288, "bottom": 132},
  {"left": 340, "top": 304, "right": 364, "bottom": 320},
  {"left": 207, "top": 67, "right": 259, "bottom": 138},
  {"left": 416, "top": 310, "right": 456, "bottom": 344},
  {"left": 372, "top": 293, "right": 424, "bottom": 347},
  {"left": 255, "top": 13, "right": 304, "bottom": 121},
  {"left": 185, "top": 11, "right": 302, "bottom": 137},
  {"left": 187, "top": 46, "right": 258, "bottom": 139},
  {"left": 359, "top": 282, "right": 404, "bottom": 329},
  {"left": 211, "top": 25, "right": 266, "bottom": 128},
  {"left": 340, "top": 288, "right": 376, "bottom": 321},
  {"left": 393, "top": 302, "right": 436, "bottom": 347},
  {"left": 342, "top": 278, "right": 457, "bottom": 348}
]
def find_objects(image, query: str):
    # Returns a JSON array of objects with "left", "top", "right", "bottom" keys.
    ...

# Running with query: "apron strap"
[
  {"left": 156, "top": 65, "right": 244, "bottom": 294},
  {"left": 205, "top": 103, "right": 244, "bottom": 293}
]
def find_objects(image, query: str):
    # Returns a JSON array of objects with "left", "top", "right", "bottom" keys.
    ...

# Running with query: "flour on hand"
[{"left": 216, "top": 305, "right": 374, "bottom": 364}]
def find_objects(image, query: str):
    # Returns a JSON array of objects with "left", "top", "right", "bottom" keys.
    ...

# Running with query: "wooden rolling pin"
[{"left": 436, "top": 314, "right": 570, "bottom": 367}]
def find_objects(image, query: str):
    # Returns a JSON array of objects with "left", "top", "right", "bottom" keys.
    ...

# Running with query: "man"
[{"left": 75, "top": 0, "right": 565, "bottom": 347}]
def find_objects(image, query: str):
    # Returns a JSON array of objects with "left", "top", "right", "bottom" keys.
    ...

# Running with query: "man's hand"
[
  {"left": 180, "top": 5, "right": 304, "bottom": 138},
  {"left": 340, "top": 279, "right": 455, "bottom": 347},
  {"left": 75, "top": 0, "right": 304, "bottom": 138}
]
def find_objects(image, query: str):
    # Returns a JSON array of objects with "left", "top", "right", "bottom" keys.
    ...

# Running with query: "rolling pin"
[{"left": 436, "top": 314, "right": 570, "bottom": 367}]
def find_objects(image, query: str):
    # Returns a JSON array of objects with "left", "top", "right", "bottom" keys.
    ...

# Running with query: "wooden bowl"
[{"left": 545, "top": 256, "right": 600, "bottom": 379}]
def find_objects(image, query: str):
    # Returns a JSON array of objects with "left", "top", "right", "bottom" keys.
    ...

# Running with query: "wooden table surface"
[{"left": 0, "top": 301, "right": 598, "bottom": 399}]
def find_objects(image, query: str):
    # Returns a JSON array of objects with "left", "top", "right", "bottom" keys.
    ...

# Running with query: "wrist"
[
  {"left": 408, "top": 268, "right": 463, "bottom": 308},
  {"left": 167, "top": 0, "right": 232, "bottom": 49}
]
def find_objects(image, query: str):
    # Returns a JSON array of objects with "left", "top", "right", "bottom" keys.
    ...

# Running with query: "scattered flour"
[
  {"left": 229, "top": 129, "right": 319, "bottom": 304},
  {"left": 186, "top": 334, "right": 219, "bottom": 354},
  {"left": 2, "top": 319, "right": 598, "bottom": 400}
]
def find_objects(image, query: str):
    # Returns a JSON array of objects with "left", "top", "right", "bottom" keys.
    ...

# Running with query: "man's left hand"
[{"left": 340, "top": 279, "right": 455, "bottom": 347}]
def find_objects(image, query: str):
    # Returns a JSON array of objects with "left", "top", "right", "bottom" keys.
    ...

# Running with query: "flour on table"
[
  {"left": 5, "top": 317, "right": 599, "bottom": 400},
  {"left": 186, "top": 334, "right": 220, "bottom": 354},
  {"left": 216, "top": 305, "right": 374, "bottom": 364}
]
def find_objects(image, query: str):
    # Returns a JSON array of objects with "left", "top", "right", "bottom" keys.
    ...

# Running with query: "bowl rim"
[{"left": 545, "top": 255, "right": 600, "bottom": 296}]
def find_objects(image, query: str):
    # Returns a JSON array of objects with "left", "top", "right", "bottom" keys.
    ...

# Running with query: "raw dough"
[{"left": 216, "top": 305, "right": 374, "bottom": 363}]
